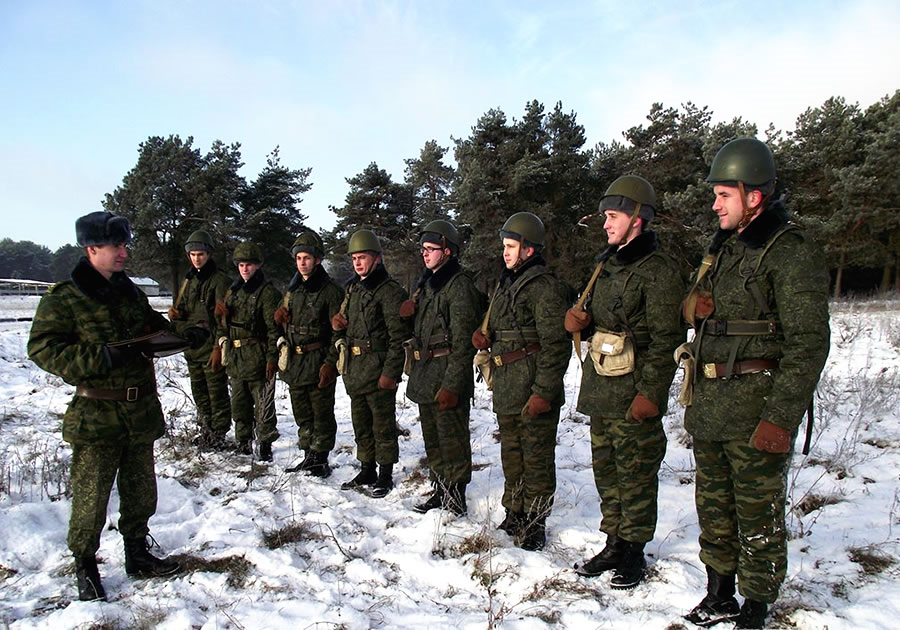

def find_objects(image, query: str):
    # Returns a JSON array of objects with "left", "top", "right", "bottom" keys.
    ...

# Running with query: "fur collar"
[
  {"left": 185, "top": 258, "right": 219, "bottom": 282},
  {"left": 709, "top": 199, "right": 790, "bottom": 253},
  {"left": 70, "top": 256, "right": 139, "bottom": 303},
  {"left": 500, "top": 253, "right": 545, "bottom": 284},
  {"left": 230, "top": 268, "right": 266, "bottom": 293},
  {"left": 413, "top": 257, "right": 461, "bottom": 294},
  {"left": 347, "top": 262, "right": 391, "bottom": 291},
  {"left": 287, "top": 264, "right": 330, "bottom": 293},
  {"left": 614, "top": 231, "right": 659, "bottom": 265}
]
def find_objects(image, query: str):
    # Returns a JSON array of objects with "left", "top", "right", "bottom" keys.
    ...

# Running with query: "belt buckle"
[
  {"left": 351, "top": 346, "right": 362, "bottom": 356},
  {"left": 295, "top": 346, "right": 304, "bottom": 355},
  {"left": 413, "top": 350, "right": 421, "bottom": 360},
  {"left": 492, "top": 355, "right": 503, "bottom": 367},
  {"left": 702, "top": 363, "right": 718, "bottom": 379},
  {"left": 126, "top": 386, "right": 139, "bottom": 402},
  {"left": 232, "top": 339, "right": 241, "bottom": 348}
]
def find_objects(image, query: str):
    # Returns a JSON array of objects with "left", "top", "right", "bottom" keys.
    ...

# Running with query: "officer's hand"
[
  {"left": 625, "top": 393, "right": 659, "bottom": 422},
  {"left": 167, "top": 306, "right": 182, "bottom": 321},
  {"left": 522, "top": 393, "right": 551, "bottom": 417},
  {"left": 331, "top": 312, "right": 348, "bottom": 331},
  {"left": 377, "top": 374, "right": 397, "bottom": 390},
  {"left": 214, "top": 301, "right": 229, "bottom": 318},
  {"left": 183, "top": 326, "right": 209, "bottom": 349},
  {"left": 399, "top": 299, "right": 416, "bottom": 318},
  {"left": 208, "top": 346, "right": 223, "bottom": 371},
  {"left": 750, "top": 419, "right": 792, "bottom": 453},
  {"left": 266, "top": 361, "right": 277, "bottom": 381},
  {"left": 273, "top": 306, "right": 290, "bottom": 327},
  {"left": 564, "top": 307, "right": 591, "bottom": 333},
  {"left": 434, "top": 388, "right": 459, "bottom": 410},
  {"left": 472, "top": 329, "right": 491, "bottom": 350},
  {"left": 318, "top": 363, "right": 338, "bottom": 389}
]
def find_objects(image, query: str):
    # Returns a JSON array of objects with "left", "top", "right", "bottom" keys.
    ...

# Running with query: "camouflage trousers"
[
  {"left": 590, "top": 414, "right": 667, "bottom": 543},
  {"left": 288, "top": 381, "right": 337, "bottom": 453},
  {"left": 419, "top": 400, "right": 472, "bottom": 486},
  {"left": 230, "top": 377, "right": 279, "bottom": 446},
  {"left": 68, "top": 442, "right": 157, "bottom": 557},
  {"left": 694, "top": 438, "right": 792, "bottom": 603},
  {"left": 187, "top": 358, "right": 232, "bottom": 435},
  {"left": 496, "top": 408, "right": 560, "bottom": 516},
  {"left": 349, "top": 388, "right": 399, "bottom": 465}
]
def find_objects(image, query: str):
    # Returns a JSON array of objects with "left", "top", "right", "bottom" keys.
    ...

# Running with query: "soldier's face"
[
  {"left": 502, "top": 238, "right": 532, "bottom": 270},
  {"left": 421, "top": 242, "right": 449, "bottom": 271},
  {"left": 603, "top": 210, "right": 638, "bottom": 246},
  {"left": 351, "top": 252, "right": 378, "bottom": 278},
  {"left": 188, "top": 250, "right": 210, "bottom": 269},
  {"left": 296, "top": 252, "right": 318, "bottom": 278},
  {"left": 713, "top": 185, "right": 763, "bottom": 232},
  {"left": 238, "top": 262, "right": 261, "bottom": 281},
  {"left": 87, "top": 243, "right": 128, "bottom": 279}
]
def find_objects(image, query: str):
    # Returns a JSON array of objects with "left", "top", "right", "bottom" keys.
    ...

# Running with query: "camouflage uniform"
[
  {"left": 684, "top": 200, "right": 830, "bottom": 603},
  {"left": 171, "top": 258, "right": 232, "bottom": 437},
  {"left": 576, "top": 231, "right": 685, "bottom": 544},
  {"left": 27, "top": 257, "right": 169, "bottom": 557},
  {"left": 278, "top": 265, "right": 344, "bottom": 453}
]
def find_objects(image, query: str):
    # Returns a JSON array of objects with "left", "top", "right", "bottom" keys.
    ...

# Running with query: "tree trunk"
[{"left": 833, "top": 246, "right": 846, "bottom": 299}]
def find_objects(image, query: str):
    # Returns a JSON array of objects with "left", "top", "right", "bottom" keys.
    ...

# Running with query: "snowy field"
[{"left": 1, "top": 294, "right": 898, "bottom": 629}]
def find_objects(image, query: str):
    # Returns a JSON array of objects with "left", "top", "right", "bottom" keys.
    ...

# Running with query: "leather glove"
[
  {"left": 564, "top": 307, "right": 591, "bottom": 333},
  {"left": 167, "top": 306, "right": 182, "bottom": 321},
  {"left": 331, "top": 312, "right": 348, "bottom": 331},
  {"left": 273, "top": 306, "right": 290, "bottom": 327},
  {"left": 625, "top": 393, "right": 659, "bottom": 422},
  {"left": 266, "top": 361, "right": 277, "bottom": 381},
  {"left": 472, "top": 329, "right": 491, "bottom": 350},
  {"left": 318, "top": 363, "right": 338, "bottom": 389},
  {"left": 377, "top": 374, "right": 397, "bottom": 390},
  {"left": 214, "top": 301, "right": 228, "bottom": 318},
  {"left": 522, "top": 393, "right": 551, "bottom": 417},
  {"left": 695, "top": 292, "right": 715, "bottom": 319},
  {"left": 435, "top": 388, "right": 459, "bottom": 410},
  {"left": 183, "top": 326, "right": 209, "bottom": 349},
  {"left": 399, "top": 299, "right": 416, "bottom": 318},
  {"left": 207, "top": 346, "right": 223, "bottom": 371},
  {"left": 750, "top": 419, "right": 792, "bottom": 453}
]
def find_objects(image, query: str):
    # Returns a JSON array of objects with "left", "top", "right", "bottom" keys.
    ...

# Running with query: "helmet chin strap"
[{"left": 737, "top": 182, "right": 770, "bottom": 230}]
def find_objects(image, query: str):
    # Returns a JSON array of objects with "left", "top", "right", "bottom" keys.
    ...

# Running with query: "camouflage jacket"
[
  {"left": 487, "top": 255, "right": 571, "bottom": 415},
  {"left": 277, "top": 265, "right": 344, "bottom": 387},
  {"left": 171, "top": 259, "right": 231, "bottom": 363},
  {"left": 684, "top": 201, "right": 830, "bottom": 441},
  {"left": 405, "top": 258, "right": 484, "bottom": 404},
  {"left": 27, "top": 257, "right": 169, "bottom": 445},
  {"left": 343, "top": 263, "right": 410, "bottom": 396},
  {"left": 218, "top": 269, "right": 282, "bottom": 381},
  {"left": 576, "top": 231, "right": 686, "bottom": 418}
]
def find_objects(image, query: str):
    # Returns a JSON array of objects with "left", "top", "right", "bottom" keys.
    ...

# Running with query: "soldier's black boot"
[
  {"left": 497, "top": 510, "right": 524, "bottom": 536},
  {"left": 412, "top": 481, "right": 444, "bottom": 513},
  {"left": 124, "top": 536, "right": 180, "bottom": 578},
  {"left": 369, "top": 463, "right": 394, "bottom": 498},
  {"left": 518, "top": 513, "right": 547, "bottom": 551},
  {"left": 342, "top": 460, "right": 377, "bottom": 489},
  {"left": 736, "top": 599, "right": 768, "bottom": 629},
  {"left": 444, "top": 482, "right": 467, "bottom": 516},
  {"left": 306, "top": 450, "right": 332, "bottom": 478},
  {"left": 258, "top": 442, "right": 273, "bottom": 462},
  {"left": 74, "top": 555, "right": 106, "bottom": 601},
  {"left": 236, "top": 441, "right": 252, "bottom": 455},
  {"left": 610, "top": 540, "right": 646, "bottom": 589},
  {"left": 575, "top": 534, "right": 623, "bottom": 577},
  {"left": 285, "top": 449, "right": 311, "bottom": 473},
  {"left": 684, "top": 565, "right": 740, "bottom": 627}
]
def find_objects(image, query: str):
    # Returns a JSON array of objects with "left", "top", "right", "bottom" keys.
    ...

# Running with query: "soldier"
[
  {"left": 471, "top": 212, "right": 570, "bottom": 551},
  {"left": 274, "top": 231, "right": 344, "bottom": 477},
  {"left": 214, "top": 242, "right": 282, "bottom": 461},
  {"left": 167, "top": 230, "right": 233, "bottom": 450},
  {"left": 565, "top": 175, "right": 685, "bottom": 588},
  {"left": 27, "top": 211, "right": 191, "bottom": 601},
  {"left": 679, "top": 139, "right": 830, "bottom": 628},
  {"left": 402, "top": 220, "right": 483, "bottom": 516},
  {"left": 331, "top": 229, "right": 409, "bottom": 498}
]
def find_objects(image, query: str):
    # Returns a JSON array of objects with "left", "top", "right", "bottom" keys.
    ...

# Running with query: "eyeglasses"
[{"left": 421, "top": 245, "right": 443, "bottom": 254}]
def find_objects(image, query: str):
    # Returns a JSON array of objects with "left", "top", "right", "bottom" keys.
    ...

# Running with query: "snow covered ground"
[{"left": 1, "top": 294, "right": 898, "bottom": 629}]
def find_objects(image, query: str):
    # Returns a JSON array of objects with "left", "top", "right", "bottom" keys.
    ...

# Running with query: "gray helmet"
[
  {"left": 184, "top": 230, "right": 214, "bottom": 253},
  {"left": 291, "top": 231, "right": 325, "bottom": 259},
  {"left": 76, "top": 211, "right": 133, "bottom": 247},
  {"left": 419, "top": 219, "right": 459, "bottom": 251},
  {"left": 233, "top": 242, "right": 263, "bottom": 265},
  {"left": 598, "top": 175, "right": 657, "bottom": 222},
  {"left": 707, "top": 138, "right": 776, "bottom": 189},
  {"left": 500, "top": 212, "right": 545, "bottom": 247},
  {"left": 347, "top": 229, "right": 382, "bottom": 255}
]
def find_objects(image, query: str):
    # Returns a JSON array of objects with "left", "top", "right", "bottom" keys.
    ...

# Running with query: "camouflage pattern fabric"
[
  {"left": 231, "top": 377, "right": 278, "bottom": 445},
  {"left": 350, "top": 388, "right": 399, "bottom": 464},
  {"left": 418, "top": 401, "right": 472, "bottom": 485},
  {"left": 219, "top": 270, "right": 281, "bottom": 382},
  {"left": 496, "top": 410, "right": 560, "bottom": 514},
  {"left": 288, "top": 382, "right": 337, "bottom": 452},
  {"left": 187, "top": 360, "right": 231, "bottom": 436}
]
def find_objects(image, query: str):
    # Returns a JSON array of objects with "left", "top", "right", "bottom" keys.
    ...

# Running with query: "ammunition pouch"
[{"left": 588, "top": 328, "right": 635, "bottom": 377}]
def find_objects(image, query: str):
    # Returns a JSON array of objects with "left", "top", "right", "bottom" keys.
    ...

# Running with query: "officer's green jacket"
[
  {"left": 27, "top": 257, "right": 169, "bottom": 445},
  {"left": 171, "top": 259, "right": 231, "bottom": 363},
  {"left": 576, "top": 231, "right": 685, "bottom": 418},
  {"left": 218, "top": 269, "right": 281, "bottom": 381},
  {"left": 343, "top": 263, "right": 409, "bottom": 396},
  {"left": 685, "top": 201, "right": 830, "bottom": 441},
  {"left": 405, "top": 257, "right": 483, "bottom": 404},
  {"left": 488, "top": 255, "right": 571, "bottom": 415},
  {"left": 278, "top": 265, "right": 344, "bottom": 387}
]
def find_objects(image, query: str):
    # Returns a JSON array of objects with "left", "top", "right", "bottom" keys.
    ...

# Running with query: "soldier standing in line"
[
  {"left": 471, "top": 212, "right": 570, "bottom": 551},
  {"left": 168, "top": 230, "right": 233, "bottom": 450},
  {"left": 565, "top": 175, "right": 685, "bottom": 588},
  {"left": 401, "top": 220, "right": 483, "bottom": 516},
  {"left": 214, "top": 242, "right": 282, "bottom": 461},
  {"left": 331, "top": 229, "right": 410, "bottom": 498},
  {"left": 274, "top": 231, "right": 344, "bottom": 477},
  {"left": 679, "top": 138, "right": 830, "bottom": 628},
  {"left": 28, "top": 211, "right": 196, "bottom": 601}
]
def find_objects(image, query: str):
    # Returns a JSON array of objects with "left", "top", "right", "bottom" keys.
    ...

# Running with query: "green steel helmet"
[
  {"left": 184, "top": 229, "right": 214, "bottom": 253},
  {"left": 598, "top": 174, "right": 657, "bottom": 222},
  {"left": 419, "top": 219, "right": 459, "bottom": 249},
  {"left": 500, "top": 212, "right": 545, "bottom": 247},
  {"left": 291, "top": 231, "right": 325, "bottom": 259},
  {"left": 232, "top": 242, "right": 263, "bottom": 265},
  {"left": 347, "top": 229, "right": 382, "bottom": 255},
  {"left": 707, "top": 138, "right": 777, "bottom": 188}
]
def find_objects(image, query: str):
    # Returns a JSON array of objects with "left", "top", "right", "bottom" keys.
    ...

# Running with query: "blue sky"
[{"left": 2, "top": 0, "right": 898, "bottom": 250}]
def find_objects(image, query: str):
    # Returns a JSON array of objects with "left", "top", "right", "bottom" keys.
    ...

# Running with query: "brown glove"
[
  {"left": 472, "top": 329, "right": 491, "bottom": 350},
  {"left": 522, "top": 393, "right": 551, "bottom": 417},
  {"left": 695, "top": 292, "right": 715, "bottom": 319},
  {"left": 377, "top": 374, "right": 397, "bottom": 390},
  {"left": 435, "top": 388, "right": 459, "bottom": 410},
  {"left": 399, "top": 299, "right": 416, "bottom": 318},
  {"left": 214, "top": 301, "right": 228, "bottom": 318},
  {"left": 564, "top": 307, "right": 591, "bottom": 333},
  {"left": 750, "top": 419, "right": 792, "bottom": 453},
  {"left": 273, "top": 306, "right": 290, "bottom": 327},
  {"left": 318, "top": 363, "right": 338, "bottom": 389},
  {"left": 167, "top": 306, "right": 182, "bottom": 321},
  {"left": 207, "top": 345, "right": 223, "bottom": 371},
  {"left": 626, "top": 393, "right": 660, "bottom": 422},
  {"left": 266, "top": 361, "right": 277, "bottom": 381},
  {"left": 331, "top": 312, "right": 348, "bottom": 331}
]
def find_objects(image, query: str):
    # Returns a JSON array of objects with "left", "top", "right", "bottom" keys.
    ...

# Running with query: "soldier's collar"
[
  {"left": 232, "top": 269, "right": 266, "bottom": 293},
  {"left": 500, "top": 253, "right": 544, "bottom": 283},
  {"left": 287, "top": 264, "right": 328, "bottom": 293},
  {"left": 738, "top": 200, "right": 790, "bottom": 249},
  {"left": 185, "top": 258, "right": 218, "bottom": 281},
  {"left": 359, "top": 263, "right": 390, "bottom": 290},
  {"left": 427, "top": 257, "right": 461, "bottom": 292},
  {"left": 71, "top": 256, "right": 138, "bottom": 303},
  {"left": 614, "top": 231, "right": 658, "bottom": 265}
]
